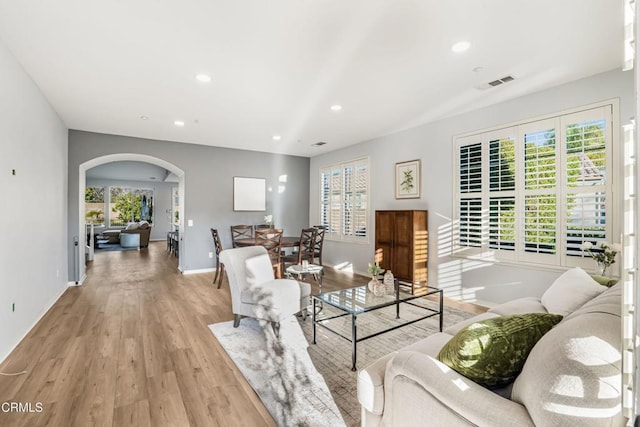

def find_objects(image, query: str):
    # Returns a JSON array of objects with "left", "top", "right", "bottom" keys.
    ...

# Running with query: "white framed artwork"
[{"left": 233, "top": 176, "right": 266, "bottom": 211}]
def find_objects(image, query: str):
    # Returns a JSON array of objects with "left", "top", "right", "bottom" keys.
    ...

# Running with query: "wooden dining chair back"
[
  {"left": 255, "top": 228, "right": 283, "bottom": 278},
  {"left": 230, "top": 225, "right": 253, "bottom": 248},
  {"left": 281, "top": 227, "right": 316, "bottom": 273},
  {"left": 254, "top": 224, "right": 271, "bottom": 231},
  {"left": 312, "top": 225, "right": 326, "bottom": 266},
  {"left": 210, "top": 228, "right": 225, "bottom": 288}
]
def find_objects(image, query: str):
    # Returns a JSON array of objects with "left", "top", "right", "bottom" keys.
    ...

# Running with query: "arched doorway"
[{"left": 77, "top": 154, "right": 185, "bottom": 282}]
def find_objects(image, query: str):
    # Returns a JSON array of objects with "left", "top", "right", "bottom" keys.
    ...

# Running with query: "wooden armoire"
[{"left": 374, "top": 210, "right": 428, "bottom": 291}]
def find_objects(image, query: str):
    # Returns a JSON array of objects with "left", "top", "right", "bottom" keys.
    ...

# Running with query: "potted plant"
[{"left": 580, "top": 241, "right": 622, "bottom": 276}]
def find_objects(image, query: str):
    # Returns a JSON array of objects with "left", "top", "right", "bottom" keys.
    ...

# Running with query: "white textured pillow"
[
  {"left": 245, "top": 254, "right": 275, "bottom": 286},
  {"left": 125, "top": 222, "right": 139, "bottom": 230},
  {"left": 541, "top": 267, "right": 606, "bottom": 316}
]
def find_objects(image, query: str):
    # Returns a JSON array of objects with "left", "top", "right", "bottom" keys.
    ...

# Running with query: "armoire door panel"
[
  {"left": 375, "top": 210, "right": 428, "bottom": 291},
  {"left": 374, "top": 211, "right": 395, "bottom": 270},
  {"left": 394, "top": 245, "right": 412, "bottom": 280}
]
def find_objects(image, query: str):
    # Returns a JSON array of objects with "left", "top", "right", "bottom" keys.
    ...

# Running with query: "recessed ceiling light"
[
  {"left": 150, "top": 177, "right": 156, "bottom": 180},
  {"left": 140, "top": 115, "right": 149, "bottom": 120},
  {"left": 174, "top": 120, "right": 185, "bottom": 127},
  {"left": 330, "top": 105, "right": 342, "bottom": 111},
  {"left": 472, "top": 66, "right": 484, "bottom": 73},
  {"left": 272, "top": 135, "right": 281, "bottom": 141},
  {"left": 451, "top": 41, "right": 471, "bottom": 53},
  {"left": 195, "top": 73, "right": 211, "bottom": 83}
]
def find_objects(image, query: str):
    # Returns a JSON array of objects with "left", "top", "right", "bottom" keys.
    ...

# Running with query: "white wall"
[
  {"left": 310, "top": 69, "right": 634, "bottom": 305},
  {"left": 0, "top": 39, "right": 68, "bottom": 362},
  {"left": 86, "top": 177, "right": 174, "bottom": 242}
]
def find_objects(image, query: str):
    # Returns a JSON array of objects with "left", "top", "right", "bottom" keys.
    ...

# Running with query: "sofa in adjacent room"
[
  {"left": 121, "top": 221, "right": 151, "bottom": 248},
  {"left": 100, "top": 221, "right": 151, "bottom": 248},
  {"left": 357, "top": 267, "right": 624, "bottom": 427}
]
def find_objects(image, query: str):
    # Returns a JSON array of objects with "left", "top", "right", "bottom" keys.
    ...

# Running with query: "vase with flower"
[
  {"left": 580, "top": 241, "right": 622, "bottom": 276},
  {"left": 367, "top": 262, "right": 385, "bottom": 296},
  {"left": 264, "top": 214, "right": 274, "bottom": 228}
]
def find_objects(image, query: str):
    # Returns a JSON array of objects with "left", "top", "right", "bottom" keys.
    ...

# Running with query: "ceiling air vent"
[
  {"left": 476, "top": 75, "right": 515, "bottom": 90},
  {"left": 312, "top": 142, "right": 327, "bottom": 147},
  {"left": 488, "top": 75, "right": 515, "bottom": 87}
]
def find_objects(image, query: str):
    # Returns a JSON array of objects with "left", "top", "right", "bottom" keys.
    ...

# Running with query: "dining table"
[{"left": 234, "top": 236, "right": 300, "bottom": 248}]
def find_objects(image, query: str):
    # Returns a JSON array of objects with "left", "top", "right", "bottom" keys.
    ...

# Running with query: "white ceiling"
[{"left": 0, "top": 0, "right": 623, "bottom": 157}]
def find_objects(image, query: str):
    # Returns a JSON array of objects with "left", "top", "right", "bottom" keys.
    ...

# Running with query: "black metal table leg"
[
  {"left": 439, "top": 289, "right": 444, "bottom": 332},
  {"left": 351, "top": 314, "right": 357, "bottom": 371},
  {"left": 312, "top": 298, "right": 317, "bottom": 344},
  {"left": 396, "top": 279, "right": 400, "bottom": 319}
]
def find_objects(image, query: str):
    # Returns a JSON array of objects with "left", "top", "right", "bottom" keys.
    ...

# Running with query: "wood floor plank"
[
  {"left": 0, "top": 241, "right": 486, "bottom": 426},
  {"left": 146, "top": 371, "right": 191, "bottom": 426},
  {"left": 72, "top": 356, "right": 117, "bottom": 427},
  {"left": 112, "top": 399, "right": 151, "bottom": 427},
  {"left": 114, "top": 337, "right": 148, "bottom": 409}
]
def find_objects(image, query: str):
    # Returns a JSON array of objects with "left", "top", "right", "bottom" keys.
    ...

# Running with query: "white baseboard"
[
  {"left": 0, "top": 283, "right": 69, "bottom": 364},
  {"left": 67, "top": 273, "right": 87, "bottom": 286},
  {"left": 182, "top": 267, "right": 215, "bottom": 275}
]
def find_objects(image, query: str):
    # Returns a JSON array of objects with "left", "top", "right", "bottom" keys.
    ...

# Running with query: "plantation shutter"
[
  {"left": 319, "top": 158, "right": 369, "bottom": 242},
  {"left": 520, "top": 119, "right": 559, "bottom": 263},
  {"left": 488, "top": 133, "right": 516, "bottom": 256},
  {"left": 453, "top": 103, "right": 615, "bottom": 270},
  {"left": 457, "top": 140, "right": 483, "bottom": 250},
  {"left": 330, "top": 166, "right": 342, "bottom": 237},
  {"left": 353, "top": 163, "right": 368, "bottom": 237},
  {"left": 562, "top": 106, "right": 611, "bottom": 267},
  {"left": 319, "top": 170, "right": 330, "bottom": 230}
]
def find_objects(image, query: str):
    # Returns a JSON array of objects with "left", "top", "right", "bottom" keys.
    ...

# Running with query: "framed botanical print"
[{"left": 395, "top": 159, "right": 421, "bottom": 199}]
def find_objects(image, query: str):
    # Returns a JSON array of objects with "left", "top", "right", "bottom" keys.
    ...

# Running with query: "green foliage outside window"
[
  {"left": 112, "top": 193, "right": 144, "bottom": 223},
  {"left": 485, "top": 120, "right": 605, "bottom": 253},
  {"left": 85, "top": 186, "right": 104, "bottom": 202}
]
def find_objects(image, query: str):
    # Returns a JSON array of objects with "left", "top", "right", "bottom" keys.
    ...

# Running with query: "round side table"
[{"left": 286, "top": 264, "right": 324, "bottom": 313}]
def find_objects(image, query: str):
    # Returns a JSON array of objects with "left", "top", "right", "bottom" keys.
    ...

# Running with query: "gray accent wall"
[
  {"left": 309, "top": 69, "right": 633, "bottom": 305},
  {"left": 0, "top": 39, "right": 68, "bottom": 362},
  {"left": 68, "top": 131, "right": 310, "bottom": 277}
]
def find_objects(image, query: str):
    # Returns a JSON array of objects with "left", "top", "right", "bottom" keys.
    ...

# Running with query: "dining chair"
[
  {"left": 210, "top": 228, "right": 225, "bottom": 288},
  {"left": 231, "top": 225, "right": 253, "bottom": 248},
  {"left": 312, "top": 225, "right": 326, "bottom": 266},
  {"left": 172, "top": 231, "right": 180, "bottom": 257},
  {"left": 255, "top": 228, "right": 283, "bottom": 278},
  {"left": 281, "top": 228, "right": 316, "bottom": 273}
]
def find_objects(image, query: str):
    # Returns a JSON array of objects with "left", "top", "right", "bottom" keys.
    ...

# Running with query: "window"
[
  {"left": 108, "top": 187, "right": 154, "bottom": 227},
  {"left": 85, "top": 186, "right": 105, "bottom": 225},
  {"left": 320, "top": 158, "right": 369, "bottom": 242},
  {"left": 453, "top": 104, "right": 615, "bottom": 270},
  {"left": 172, "top": 186, "right": 180, "bottom": 226}
]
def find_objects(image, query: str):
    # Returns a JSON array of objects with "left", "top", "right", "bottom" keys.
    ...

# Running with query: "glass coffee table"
[{"left": 312, "top": 282, "right": 443, "bottom": 371}]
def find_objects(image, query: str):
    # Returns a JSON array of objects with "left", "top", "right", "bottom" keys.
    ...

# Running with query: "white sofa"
[{"left": 357, "top": 268, "right": 624, "bottom": 427}]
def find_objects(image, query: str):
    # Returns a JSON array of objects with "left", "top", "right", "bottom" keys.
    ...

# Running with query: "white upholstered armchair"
[{"left": 220, "top": 246, "right": 311, "bottom": 335}]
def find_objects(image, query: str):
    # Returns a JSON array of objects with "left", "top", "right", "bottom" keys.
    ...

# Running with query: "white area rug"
[
  {"left": 210, "top": 299, "right": 475, "bottom": 426},
  {"left": 210, "top": 316, "right": 345, "bottom": 427}
]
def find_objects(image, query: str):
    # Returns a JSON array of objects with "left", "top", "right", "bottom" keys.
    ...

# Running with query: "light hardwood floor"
[{"left": 0, "top": 241, "right": 485, "bottom": 427}]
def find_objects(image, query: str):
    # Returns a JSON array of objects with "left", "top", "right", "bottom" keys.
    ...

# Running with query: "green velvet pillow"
[
  {"left": 589, "top": 274, "right": 618, "bottom": 288},
  {"left": 437, "top": 313, "right": 563, "bottom": 388}
]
